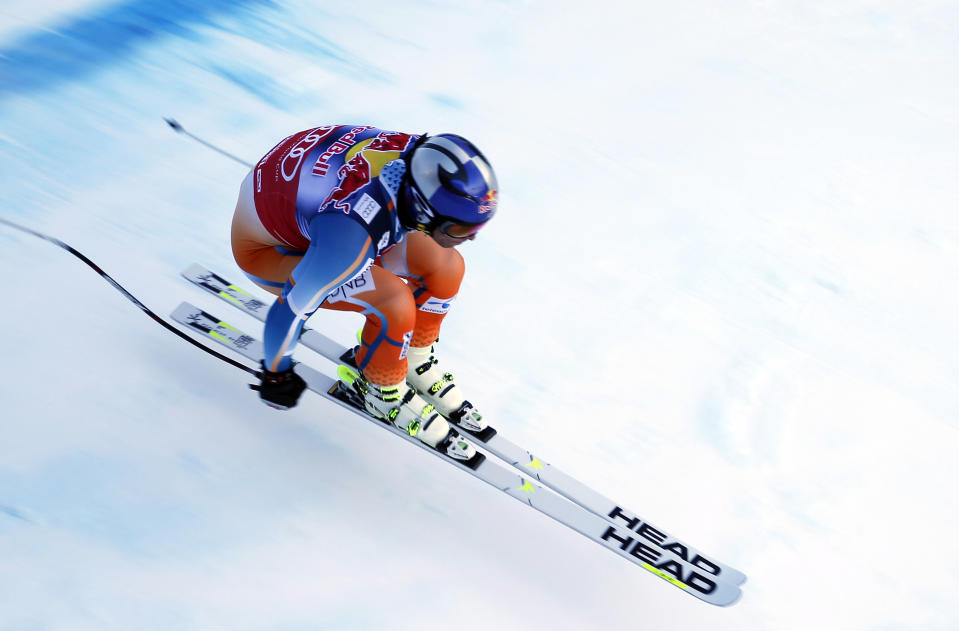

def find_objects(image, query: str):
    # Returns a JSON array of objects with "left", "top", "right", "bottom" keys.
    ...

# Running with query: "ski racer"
[{"left": 230, "top": 125, "right": 499, "bottom": 461}]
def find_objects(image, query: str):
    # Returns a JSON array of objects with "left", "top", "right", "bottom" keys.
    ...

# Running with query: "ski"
[
  {"left": 181, "top": 264, "right": 747, "bottom": 588},
  {"left": 170, "top": 301, "right": 742, "bottom": 606}
]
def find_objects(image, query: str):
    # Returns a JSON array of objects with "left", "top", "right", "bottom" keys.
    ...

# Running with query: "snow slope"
[{"left": 1, "top": 1, "right": 958, "bottom": 629}]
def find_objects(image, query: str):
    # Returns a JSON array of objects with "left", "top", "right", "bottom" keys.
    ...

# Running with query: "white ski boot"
[
  {"left": 406, "top": 345, "right": 488, "bottom": 434},
  {"left": 354, "top": 376, "right": 476, "bottom": 461}
]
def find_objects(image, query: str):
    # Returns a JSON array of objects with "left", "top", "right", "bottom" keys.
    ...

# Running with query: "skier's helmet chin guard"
[{"left": 404, "top": 134, "right": 499, "bottom": 238}]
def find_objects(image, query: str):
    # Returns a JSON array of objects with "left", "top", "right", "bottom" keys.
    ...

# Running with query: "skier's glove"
[{"left": 251, "top": 362, "right": 306, "bottom": 410}]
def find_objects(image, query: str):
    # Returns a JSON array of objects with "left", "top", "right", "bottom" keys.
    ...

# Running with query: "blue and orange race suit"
[{"left": 231, "top": 125, "right": 465, "bottom": 385}]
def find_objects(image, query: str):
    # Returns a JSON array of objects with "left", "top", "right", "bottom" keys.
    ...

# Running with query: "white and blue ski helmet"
[{"left": 404, "top": 133, "right": 499, "bottom": 238}]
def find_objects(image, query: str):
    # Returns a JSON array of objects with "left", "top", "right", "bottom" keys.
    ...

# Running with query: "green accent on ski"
[
  {"left": 218, "top": 284, "right": 253, "bottom": 307},
  {"left": 337, "top": 364, "right": 360, "bottom": 384},
  {"left": 219, "top": 290, "right": 243, "bottom": 307},
  {"left": 642, "top": 564, "right": 689, "bottom": 590},
  {"left": 407, "top": 420, "right": 420, "bottom": 436},
  {"left": 216, "top": 320, "right": 240, "bottom": 332},
  {"left": 519, "top": 481, "right": 535, "bottom": 493},
  {"left": 209, "top": 331, "right": 229, "bottom": 344},
  {"left": 526, "top": 458, "right": 544, "bottom": 470}
]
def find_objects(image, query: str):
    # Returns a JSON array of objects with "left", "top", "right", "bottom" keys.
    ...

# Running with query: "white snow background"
[{"left": 1, "top": 1, "right": 958, "bottom": 629}]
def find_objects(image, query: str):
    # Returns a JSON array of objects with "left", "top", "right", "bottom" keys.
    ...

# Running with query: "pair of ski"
[{"left": 172, "top": 264, "right": 746, "bottom": 606}]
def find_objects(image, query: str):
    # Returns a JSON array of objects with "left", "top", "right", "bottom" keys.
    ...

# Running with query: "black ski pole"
[
  {"left": 0, "top": 216, "right": 261, "bottom": 378},
  {"left": 164, "top": 118, "right": 254, "bottom": 169}
]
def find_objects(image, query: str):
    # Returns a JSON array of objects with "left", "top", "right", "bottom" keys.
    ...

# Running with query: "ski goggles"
[
  {"left": 439, "top": 220, "right": 486, "bottom": 239},
  {"left": 407, "top": 180, "right": 486, "bottom": 238}
]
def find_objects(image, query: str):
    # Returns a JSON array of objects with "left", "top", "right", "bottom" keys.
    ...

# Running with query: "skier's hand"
[{"left": 251, "top": 363, "right": 306, "bottom": 410}]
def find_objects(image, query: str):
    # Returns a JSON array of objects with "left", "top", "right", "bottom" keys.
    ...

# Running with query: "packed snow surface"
[{"left": 1, "top": 1, "right": 958, "bottom": 629}]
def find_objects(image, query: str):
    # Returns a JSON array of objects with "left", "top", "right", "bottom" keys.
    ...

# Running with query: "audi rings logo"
[{"left": 281, "top": 126, "right": 338, "bottom": 182}]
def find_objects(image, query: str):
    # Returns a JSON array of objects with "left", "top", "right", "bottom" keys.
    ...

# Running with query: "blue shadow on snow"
[{"left": 0, "top": 0, "right": 274, "bottom": 100}]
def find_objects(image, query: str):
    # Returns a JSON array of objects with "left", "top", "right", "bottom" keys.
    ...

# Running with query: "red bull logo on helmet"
[{"left": 478, "top": 189, "right": 498, "bottom": 215}]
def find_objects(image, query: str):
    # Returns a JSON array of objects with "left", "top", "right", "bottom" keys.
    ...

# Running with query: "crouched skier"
[{"left": 230, "top": 125, "right": 498, "bottom": 461}]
